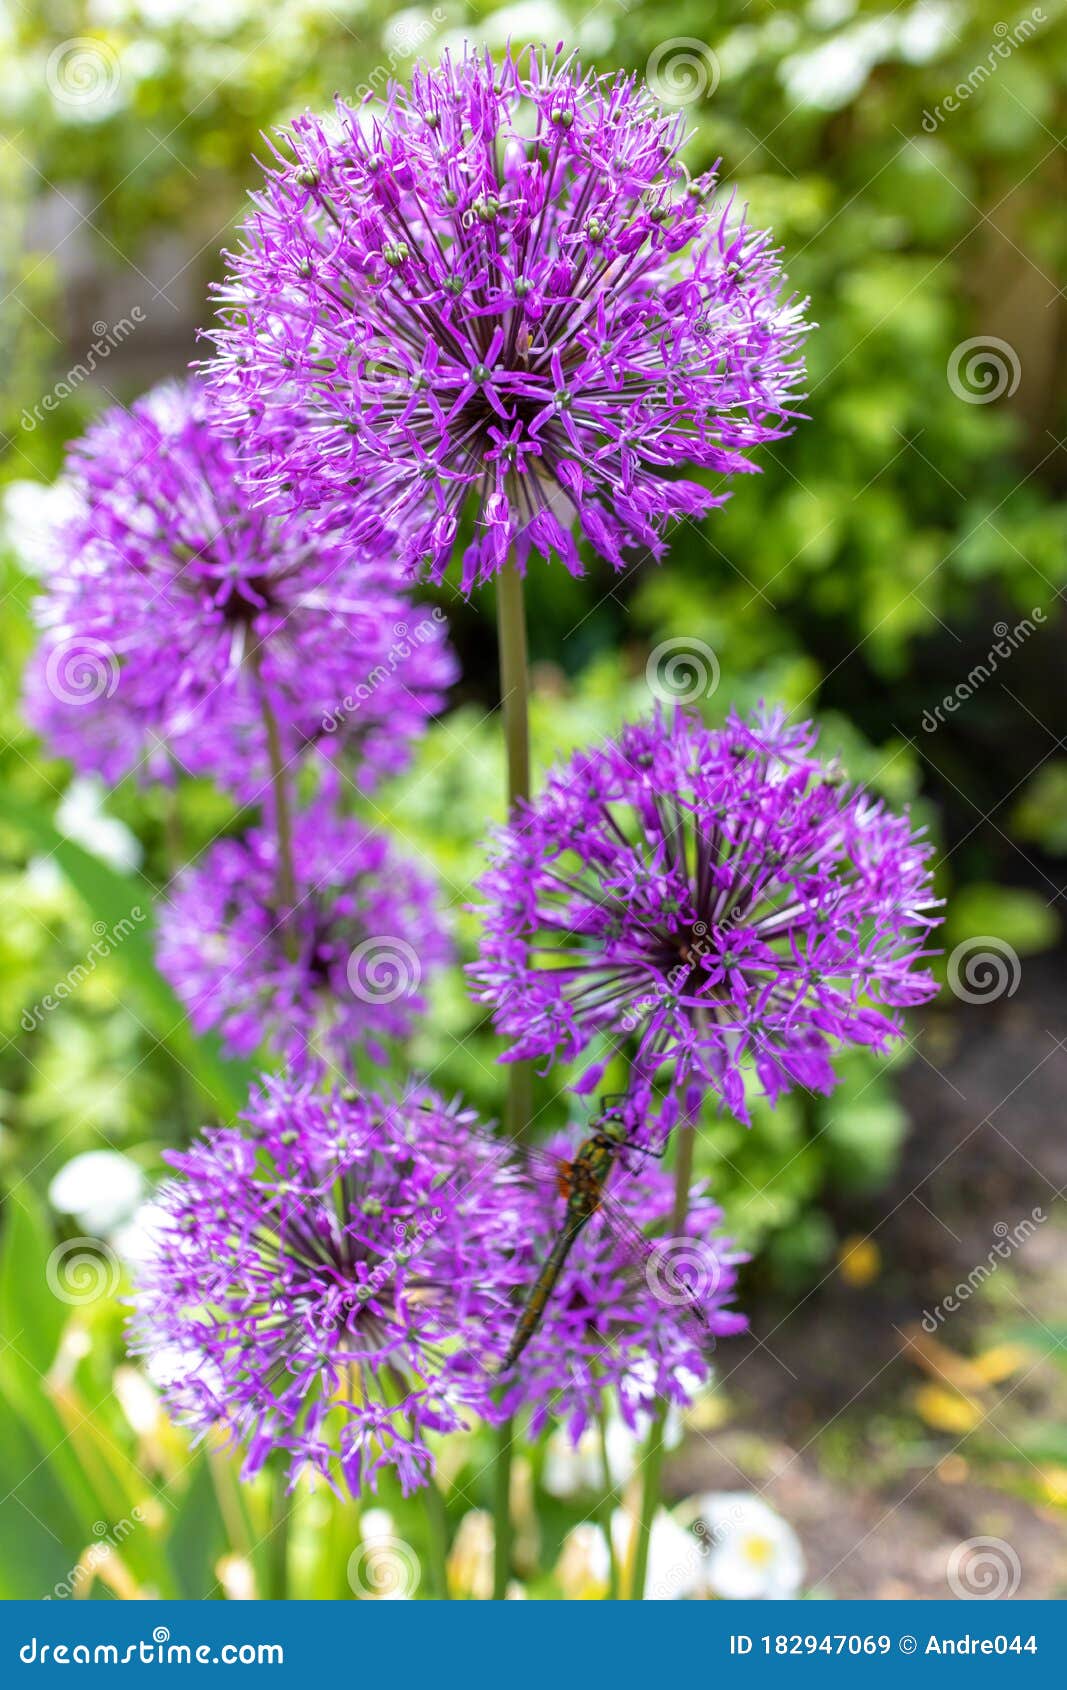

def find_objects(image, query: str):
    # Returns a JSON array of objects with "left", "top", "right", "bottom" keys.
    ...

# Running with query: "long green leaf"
[{"left": 5, "top": 793, "right": 253, "bottom": 1119}]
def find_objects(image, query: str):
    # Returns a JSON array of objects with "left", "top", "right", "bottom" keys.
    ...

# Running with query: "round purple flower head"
[
  {"left": 206, "top": 47, "right": 808, "bottom": 591},
  {"left": 473, "top": 707, "right": 941, "bottom": 1125},
  {"left": 25, "top": 380, "right": 454, "bottom": 792},
  {"left": 497, "top": 1128, "right": 746, "bottom": 1440},
  {"left": 157, "top": 804, "right": 451, "bottom": 1068},
  {"left": 129, "top": 1078, "right": 516, "bottom": 1497}
]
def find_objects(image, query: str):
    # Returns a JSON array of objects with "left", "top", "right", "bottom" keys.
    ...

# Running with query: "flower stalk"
[
  {"left": 495, "top": 560, "right": 535, "bottom": 1145},
  {"left": 492, "top": 555, "right": 532, "bottom": 1600},
  {"left": 264, "top": 1465, "right": 291, "bottom": 1601},
  {"left": 254, "top": 661, "right": 298, "bottom": 923},
  {"left": 491, "top": 1421, "right": 514, "bottom": 1601},
  {"left": 598, "top": 1407, "right": 620, "bottom": 1600},
  {"left": 424, "top": 1475, "right": 452, "bottom": 1600},
  {"left": 629, "top": 1110, "right": 695, "bottom": 1601},
  {"left": 629, "top": 1413, "right": 666, "bottom": 1600}
]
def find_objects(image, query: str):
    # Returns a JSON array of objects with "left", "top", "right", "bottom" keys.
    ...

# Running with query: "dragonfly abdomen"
[{"left": 501, "top": 1209, "right": 589, "bottom": 1372}]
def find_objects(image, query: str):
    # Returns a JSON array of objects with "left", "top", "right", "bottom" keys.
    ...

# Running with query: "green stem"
[
  {"left": 670, "top": 1116, "right": 695, "bottom": 1235},
  {"left": 630, "top": 1103, "right": 697, "bottom": 1598},
  {"left": 598, "top": 1407, "right": 620, "bottom": 1600},
  {"left": 252, "top": 651, "right": 298, "bottom": 931},
  {"left": 491, "top": 1419, "right": 513, "bottom": 1601},
  {"left": 492, "top": 557, "right": 533, "bottom": 1603},
  {"left": 495, "top": 558, "right": 531, "bottom": 806},
  {"left": 265, "top": 1467, "right": 291, "bottom": 1601},
  {"left": 423, "top": 1474, "right": 452, "bottom": 1600},
  {"left": 495, "top": 559, "right": 534, "bottom": 1145},
  {"left": 629, "top": 1412, "right": 666, "bottom": 1600}
]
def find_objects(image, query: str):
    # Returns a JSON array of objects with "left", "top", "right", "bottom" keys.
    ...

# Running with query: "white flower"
[
  {"left": 1, "top": 479, "right": 78, "bottom": 576},
  {"left": 112, "top": 1199, "right": 168, "bottom": 1266},
  {"left": 686, "top": 1492, "right": 805, "bottom": 1599},
  {"left": 143, "top": 1339, "right": 224, "bottom": 1397},
  {"left": 57, "top": 777, "right": 142, "bottom": 871},
  {"left": 48, "top": 1148, "right": 145, "bottom": 1235}
]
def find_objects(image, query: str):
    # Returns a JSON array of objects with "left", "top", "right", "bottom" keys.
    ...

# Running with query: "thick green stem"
[
  {"left": 249, "top": 647, "right": 297, "bottom": 936},
  {"left": 491, "top": 1420, "right": 513, "bottom": 1600},
  {"left": 630, "top": 1103, "right": 697, "bottom": 1598},
  {"left": 258, "top": 683, "right": 298, "bottom": 918},
  {"left": 629, "top": 1411, "right": 667, "bottom": 1600},
  {"left": 495, "top": 559, "right": 531, "bottom": 806},
  {"left": 250, "top": 652, "right": 299, "bottom": 962},
  {"left": 423, "top": 1475, "right": 452, "bottom": 1600},
  {"left": 495, "top": 559, "right": 534, "bottom": 1146},
  {"left": 492, "top": 558, "right": 533, "bottom": 1603},
  {"left": 670, "top": 1117, "right": 695, "bottom": 1235},
  {"left": 598, "top": 1407, "right": 620, "bottom": 1600},
  {"left": 265, "top": 1468, "right": 291, "bottom": 1601}
]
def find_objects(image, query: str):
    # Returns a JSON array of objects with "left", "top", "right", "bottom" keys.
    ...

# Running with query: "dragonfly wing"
[{"left": 592, "top": 1188, "right": 718, "bottom": 1359}]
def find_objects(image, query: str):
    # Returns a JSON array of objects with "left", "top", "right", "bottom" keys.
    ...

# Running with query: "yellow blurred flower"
[
  {"left": 447, "top": 1510, "right": 494, "bottom": 1601},
  {"left": 837, "top": 1234, "right": 881, "bottom": 1287},
  {"left": 914, "top": 1384, "right": 982, "bottom": 1434},
  {"left": 555, "top": 1524, "right": 611, "bottom": 1599},
  {"left": 970, "top": 1343, "right": 1032, "bottom": 1385},
  {"left": 1039, "top": 1468, "right": 1067, "bottom": 1506}
]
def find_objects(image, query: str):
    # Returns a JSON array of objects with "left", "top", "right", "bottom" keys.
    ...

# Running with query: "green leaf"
[
  {"left": 943, "top": 884, "right": 1060, "bottom": 957},
  {"left": 0, "top": 1185, "right": 66, "bottom": 1377},
  {"left": 4, "top": 793, "right": 253, "bottom": 1119}
]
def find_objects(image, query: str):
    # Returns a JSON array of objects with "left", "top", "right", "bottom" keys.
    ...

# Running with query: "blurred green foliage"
[{"left": 0, "top": 0, "right": 1064, "bottom": 1596}]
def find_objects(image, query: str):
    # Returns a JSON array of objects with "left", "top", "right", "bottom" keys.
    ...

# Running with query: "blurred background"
[{"left": 1, "top": 0, "right": 1065, "bottom": 1599}]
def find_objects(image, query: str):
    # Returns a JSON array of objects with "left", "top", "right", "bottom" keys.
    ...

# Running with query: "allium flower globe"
[
  {"left": 473, "top": 707, "right": 941, "bottom": 1124},
  {"left": 497, "top": 1132, "right": 746, "bottom": 1438},
  {"left": 157, "top": 806, "right": 451, "bottom": 1067},
  {"left": 25, "top": 381, "right": 454, "bottom": 791},
  {"left": 129, "top": 1080, "right": 517, "bottom": 1497},
  {"left": 207, "top": 47, "right": 808, "bottom": 590}
]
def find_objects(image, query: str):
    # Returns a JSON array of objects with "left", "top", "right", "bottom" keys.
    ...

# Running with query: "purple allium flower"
[
  {"left": 472, "top": 707, "right": 941, "bottom": 1125},
  {"left": 205, "top": 47, "right": 808, "bottom": 592},
  {"left": 129, "top": 1078, "right": 516, "bottom": 1497},
  {"left": 497, "top": 1131, "right": 746, "bottom": 1439},
  {"left": 25, "top": 379, "right": 455, "bottom": 792},
  {"left": 156, "top": 805, "right": 451, "bottom": 1067}
]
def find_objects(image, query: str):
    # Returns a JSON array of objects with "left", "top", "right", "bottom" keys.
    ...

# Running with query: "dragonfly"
[{"left": 497, "top": 1097, "right": 718, "bottom": 1374}]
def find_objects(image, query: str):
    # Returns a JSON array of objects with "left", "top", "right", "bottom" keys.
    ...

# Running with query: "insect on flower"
[
  {"left": 475, "top": 1098, "right": 746, "bottom": 1437},
  {"left": 498, "top": 1096, "right": 715, "bottom": 1371}
]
